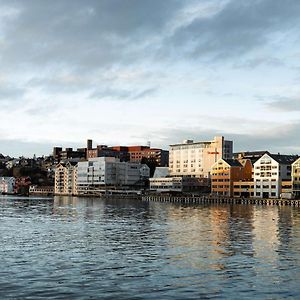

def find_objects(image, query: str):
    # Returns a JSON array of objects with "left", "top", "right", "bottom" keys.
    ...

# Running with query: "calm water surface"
[{"left": 0, "top": 195, "right": 300, "bottom": 299}]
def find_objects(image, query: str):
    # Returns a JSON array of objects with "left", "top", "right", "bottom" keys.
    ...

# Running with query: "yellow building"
[{"left": 211, "top": 158, "right": 252, "bottom": 197}]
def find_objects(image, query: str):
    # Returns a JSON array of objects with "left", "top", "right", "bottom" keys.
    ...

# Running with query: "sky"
[{"left": 0, "top": 0, "right": 300, "bottom": 157}]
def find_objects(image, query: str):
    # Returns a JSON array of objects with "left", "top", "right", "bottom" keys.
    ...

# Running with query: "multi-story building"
[
  {"left": 149, "top": 166, "right": 210, "bottom": 193},
  {"left": 86, "top": 140, "right": 168, "bottom": 166},
  {"left": 77, "top": 157, "right": 150, "bottom": 195},
  {"left": 125, "top": 146, "right": 169, "bottom": 167},
  {"left": 232, "top": 181, "right": 255, "bottom": 198},
  {"left": 149, "top": 176, "right": 210, "bottom": 193},
  {"left": 0, "top": 177, "right": 15, "bottom": 194},
  {"left": 253, "top": 153, "right": 298, "bottom": 199},
  {"left": 211, "top": 158, "right": 252, "bottom": 197},
  {"left": 292, "top": 157, "right": 300, "bottom": 198},
  {"left": 169, "top": 136, "right": 233, "bottom": 178},
  {"left": 54, "top": 162, "right": 77, "bottom": 195}
]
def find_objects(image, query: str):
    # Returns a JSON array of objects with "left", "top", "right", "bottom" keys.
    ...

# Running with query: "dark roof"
[
  {"left": 223, "top": 159, "right": 243, "bottom": 167},
  {"left": 233, "top": 150, "right": 269, "bottom": 159},
  {"left": 268, "top": 154, "right": 299, "bottom": 165}
]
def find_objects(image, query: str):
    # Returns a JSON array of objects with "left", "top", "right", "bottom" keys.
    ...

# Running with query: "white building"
[
  {"left": 169, "top": 136, "right": 233, "bottom": 178},
  {"left": 253, "top": 153, "right": 297, "bottom": 198},
  {"left": 77, "top": 157, "right": 150, "bottom": 195},
  {"left": 0, "top": 177, "right": 15, "bottom": 194},
  {"left": 29, "top": 185, "right": 54, "bottom": 195},
  {"left": 150, "top": 177, "right": 183, "bottom": 193}
]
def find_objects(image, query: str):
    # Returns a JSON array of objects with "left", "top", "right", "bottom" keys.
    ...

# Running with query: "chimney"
[{"left": 87, "top": 139, "right": 93, "bottom": 150}]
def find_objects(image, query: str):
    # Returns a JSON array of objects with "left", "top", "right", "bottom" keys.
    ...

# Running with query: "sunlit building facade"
[{"left": 169, "top": 136, "right": 233, "bottom": 178}]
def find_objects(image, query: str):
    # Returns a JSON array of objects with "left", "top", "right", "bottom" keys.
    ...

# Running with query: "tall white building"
[
  {"left": 169, "top": 136, "right": 233, "bottom": 178},
  {"left": 253, "top": 153, "right": 297, "bottom": 198},
  {"left": 77, "top": 157, "right": 150, "bottom": 195},
  {"left": 0, "top": 177, "right": 15, "bottom": 194}
]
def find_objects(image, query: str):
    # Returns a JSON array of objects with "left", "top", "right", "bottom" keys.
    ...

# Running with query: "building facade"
[
  {"left": 211, "top": 158, "right": 252, "bottom": 197},
  {"left": 0, "top": 177, "right": 15, "bottom": 194},
  {"left": 54, "top": 162, "right": 77, "bottom": 195},
  {"left": 169, "top": 136, "right": 233, "bottom": 178},
  {"left": 29, "top": 185, "right": 54, "bottom": 195},
  {"left": 77, "top": 157, "right": 150, "bottom": 195},
  {"left": 125, "top": 146, "right": 169, "bottom": 167},
  {"left": 253, "top": 153, "right": 298, "bottom": 199},
  {"left": 292, "top": 158, "right": 300, "bottom": 198},
  {"left": 149, "top": 176, "right": 210, "bottom": 193}
]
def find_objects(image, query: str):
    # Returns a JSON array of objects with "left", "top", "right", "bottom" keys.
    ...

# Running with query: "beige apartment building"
[
  {"left": 292, "top": 157, "right": 300, "bottom": 198},
  {"left": 54, "top": 162, "right": 78, "bottom": 195},
  {"left": 169, "top": 136, "right": 233, "bottom": 178}
]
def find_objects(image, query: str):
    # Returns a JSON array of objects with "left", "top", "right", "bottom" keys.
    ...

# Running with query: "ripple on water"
[{"left": 0, "top": 196, "right": 300, "bottom": 299}]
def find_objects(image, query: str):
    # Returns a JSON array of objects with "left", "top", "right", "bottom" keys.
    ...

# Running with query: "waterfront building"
[
  {"left": 149, "top": 176, "right": 209, "bottom": 193},
  {"left": 292, "top": 158, "right": 300, "bottom": 198},
  {"left": 281, "top": 180, "right": 293, "bottom": 198},
  {"left": 169, "top": 136, "right": 233, "bottom": 178},
  {"left": 77, "top": 157, "right": 150, "bottom": 195},
  {"left": 211, "top": 158, "right": 252, "bottom": 197},
  {"left": 54, "top": 162, "right": 77, "bottom": 195},
  {"left": 29, "top": 185, "right": 54, "bottom": 195},
  {"left": 232, "top": 181, "right": 255, "bottom": 198},
  {"left": 0, "top": 177, "right": 15, "bottom": 194},
  {"left": 253, "top": 153, "right": 298, "bottom": 198},
  {"left": 150, "top": 166, "right": 209, "bottom": 193}
]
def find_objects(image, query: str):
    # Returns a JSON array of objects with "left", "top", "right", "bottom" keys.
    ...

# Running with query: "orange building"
[{"left": 211, "top": 158, "right": 253, "bottom": 197}]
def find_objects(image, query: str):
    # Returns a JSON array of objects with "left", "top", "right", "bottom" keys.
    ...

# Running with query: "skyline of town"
[{"left": 1, "top": 134, "right": 300, "bottom": 158}]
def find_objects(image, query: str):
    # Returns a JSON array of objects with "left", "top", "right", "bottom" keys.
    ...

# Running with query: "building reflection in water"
[{"left": 162, "top": 203, "right": 298, "bottom": 278}]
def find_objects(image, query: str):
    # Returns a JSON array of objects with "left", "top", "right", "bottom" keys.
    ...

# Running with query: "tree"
[{"left": 141, "top": 157, "right": 158, "bottom": 177}]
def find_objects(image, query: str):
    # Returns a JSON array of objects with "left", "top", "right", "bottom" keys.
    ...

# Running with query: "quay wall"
[{"left": 142, "top": 195, "right": 300, "bottom": 207}]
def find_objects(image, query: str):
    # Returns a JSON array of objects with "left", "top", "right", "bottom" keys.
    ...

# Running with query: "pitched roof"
[
  {"left": 223, "top": 159, "right": 243, "bottom": 167},
  {"left": 268, "top": 154, "right": 298, "bottom": 165}
]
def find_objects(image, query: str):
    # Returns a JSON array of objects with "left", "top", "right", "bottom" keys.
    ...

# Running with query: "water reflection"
[{"left": 0, "top": 195, "right": 299, "bottom": 299}]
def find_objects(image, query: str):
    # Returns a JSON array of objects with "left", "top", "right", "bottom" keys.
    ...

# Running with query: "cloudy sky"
[{"left": 0, "top": 0, "right": 300, "bottom": 157}]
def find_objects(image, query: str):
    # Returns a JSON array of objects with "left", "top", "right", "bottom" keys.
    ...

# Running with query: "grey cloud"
[
  {"left": 0, "top": 0, "right": 184, "bottom": 70},
  {"left": 90, "top": 86, "right": 157, "bottom": 101},
  {"left": 266, "top": 97, "right": 300, "bottom": 112},
  {"left": 167, "top": 0, "right": 300, "bottom": 61},
  {"left": 4, "top": 0, "right": 299, "bottom": 72}
]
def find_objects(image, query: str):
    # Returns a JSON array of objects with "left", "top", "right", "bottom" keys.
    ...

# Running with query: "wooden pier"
[{"left": 142, "top": 195, "right": 300, "bottom": 207}]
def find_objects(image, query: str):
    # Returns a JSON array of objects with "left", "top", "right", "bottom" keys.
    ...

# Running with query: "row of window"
[{"left": 256, "top": 185, "right": 277, "bottom": 189}]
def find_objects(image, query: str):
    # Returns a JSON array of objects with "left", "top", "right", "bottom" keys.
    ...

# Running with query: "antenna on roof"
[{"left": 147, "top": 141, "right": 151, "bottom": 148}]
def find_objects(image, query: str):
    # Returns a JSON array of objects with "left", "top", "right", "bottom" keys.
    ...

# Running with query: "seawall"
[{"left": 142, "top": 195, "right": 300, "bottom": 207}]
